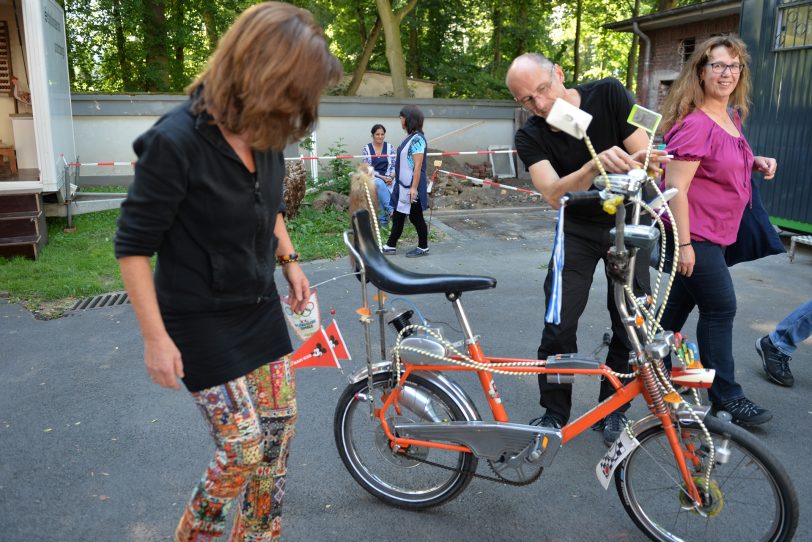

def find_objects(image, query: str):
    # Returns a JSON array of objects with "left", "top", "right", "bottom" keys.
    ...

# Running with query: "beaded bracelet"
[{"left": 277, "top": 252, "right": 300, "bottom": 265}]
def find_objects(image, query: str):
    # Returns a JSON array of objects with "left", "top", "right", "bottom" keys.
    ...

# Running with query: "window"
[
  {"left": 775, "top": 0, "right": 812, "bottom": 50},
  {"left": 678, "top": 37, "right": 696, "bottom": 66}
]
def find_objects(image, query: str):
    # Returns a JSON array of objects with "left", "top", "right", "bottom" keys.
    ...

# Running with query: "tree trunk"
[
  {"left": 375, "top": 0, "right": 418, "bottom": 98},
  {"left": 625, "top": 0, "right": 641, "bottom": 90},
  {"left": 200, "top": 2, "right": 219, "bottom": 51},
  {"left": 346, "top": 17, "right": 383, "bottom": 96},
  {"left": 491, "top": 2, "right": 502, "bottom": 75},
  {"left": 409, "top": 12, "right": 419, "bottom": 78},
  {"left": 513, "top": 1, "right": 530, "bottom": 58},
  {"left": 573, "top": 0, "right": 583, "bottom": 84},
  {"left": 142, "top": 0, "right": 170, "bottom": 91},
  {"left": 170, "top": 0, "right": 185, "bottom": 90},
  {"left": 111, "top": 0, "right": 132, "bottom": 91},
  {"left": 356, "top": 4, "right": 368, "bottom": 41}
]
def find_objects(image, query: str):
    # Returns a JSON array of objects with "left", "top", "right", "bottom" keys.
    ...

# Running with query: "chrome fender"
[
  {"left": 630, "top": 402, "right": 711, "bottom": 436},
  {"left": 348, "top": 362, "right": 481, "bottom": 422}
]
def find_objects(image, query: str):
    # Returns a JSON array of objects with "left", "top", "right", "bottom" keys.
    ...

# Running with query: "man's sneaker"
[
  {"left": 601, "top": 412, "right": 629, "bottom": 447},
  {"left": 755, "top": 336, "right": 794, "bottom": 387},
  {"left": 715, "top": 397, "right": 773, "bottom": 427},
  {"left": 529, "top": 413, "right": 563, "bottom": 430},
  {"left": 405, "top": 247, "right": 430, "bottom": 258},
  {"left": 382, "top": 245, "right": 396, "bottom": 255}
]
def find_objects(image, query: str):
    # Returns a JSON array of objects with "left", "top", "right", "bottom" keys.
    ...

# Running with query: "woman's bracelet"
[
  {"left": 679, "top": 242, "right": 692, "bottom": 247},
  {"left": 276, "top": 252, "right": 299, "bottom": 265}
]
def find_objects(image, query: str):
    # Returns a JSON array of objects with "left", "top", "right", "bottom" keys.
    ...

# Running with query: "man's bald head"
[{"left": 505, "top": 53, "right": 553, "bottom": 90}]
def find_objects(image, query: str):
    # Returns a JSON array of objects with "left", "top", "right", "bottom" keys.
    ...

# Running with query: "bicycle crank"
[{"left": 487, "top": 435, "right": 546, "bottom": 485}]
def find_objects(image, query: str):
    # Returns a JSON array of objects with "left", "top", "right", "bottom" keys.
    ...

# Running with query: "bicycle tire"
[
  {"left": 615, "top": 415, "right": 799, "bottom": 541},
  {"left": 334, "top": 372, "right": 478, "bottom": 510}
]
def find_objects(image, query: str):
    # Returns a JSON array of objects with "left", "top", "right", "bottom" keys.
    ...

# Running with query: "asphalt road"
[{"left": 1, "top": 206, "right": 810, "bottom": 541}]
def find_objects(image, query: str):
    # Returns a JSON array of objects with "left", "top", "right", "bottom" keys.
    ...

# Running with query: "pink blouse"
[{"left": 662, "top": 109, "right": 754, "bottom": 247}]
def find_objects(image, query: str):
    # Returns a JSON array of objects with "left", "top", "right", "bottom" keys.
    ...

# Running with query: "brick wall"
[{"left": 636, "top": 14, "right": 740, "bottom": 110}]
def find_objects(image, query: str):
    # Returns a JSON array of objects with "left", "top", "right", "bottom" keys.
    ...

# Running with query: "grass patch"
[{"left": 0, "top": 210, "right": 123, "bottom": 318}]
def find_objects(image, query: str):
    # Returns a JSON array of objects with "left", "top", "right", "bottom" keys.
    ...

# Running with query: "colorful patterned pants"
[{"left": 175, "top": 357, "right": 296, "bottom": 542}]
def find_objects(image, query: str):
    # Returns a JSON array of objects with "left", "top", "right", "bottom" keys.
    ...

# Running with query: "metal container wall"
[{"left": 740, "top": 0, "right": 812, "bottom": 232}]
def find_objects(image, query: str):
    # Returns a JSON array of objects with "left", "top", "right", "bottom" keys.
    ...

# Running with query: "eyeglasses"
[
  {"left": 515, "top": 64, "right": 556, "bottom": 109},
  {"left": 706, "top": 62, "right": 744, "bottom": 74}
]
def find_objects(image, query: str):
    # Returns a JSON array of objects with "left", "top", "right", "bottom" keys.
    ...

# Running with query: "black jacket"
[{"left": 115, "top": 99, "right": 286, "bottom": 313}]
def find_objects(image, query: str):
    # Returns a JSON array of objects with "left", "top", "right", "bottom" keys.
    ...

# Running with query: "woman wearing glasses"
[{"left": 659, "top": 34, "right": 777, "bottom": 427}]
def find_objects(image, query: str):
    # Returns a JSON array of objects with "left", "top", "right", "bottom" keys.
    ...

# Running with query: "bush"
[{"left": 322, "top": 138, "right": 354, "bottom": 195}]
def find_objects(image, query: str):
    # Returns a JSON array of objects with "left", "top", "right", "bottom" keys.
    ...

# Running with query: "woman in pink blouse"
[{"left": 659, "top": 34, "right": 777, "bottom": 427}]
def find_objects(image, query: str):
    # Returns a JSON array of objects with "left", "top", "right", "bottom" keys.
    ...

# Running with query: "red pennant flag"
[
  {"left": 291, "top": 328, "right": 340, "bottom": 370},
  {"left": 325, "top": 320, "right": 352, "bottom": 360}
]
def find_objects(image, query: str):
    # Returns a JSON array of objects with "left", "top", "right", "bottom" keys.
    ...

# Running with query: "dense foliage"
[{"left": 61, "top": 0, "right": 699, "bottom": 98}]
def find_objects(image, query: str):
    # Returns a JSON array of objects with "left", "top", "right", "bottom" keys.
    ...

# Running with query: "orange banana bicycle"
[{"left": 333, "top": 103, "right": 798, "bottom": 541}]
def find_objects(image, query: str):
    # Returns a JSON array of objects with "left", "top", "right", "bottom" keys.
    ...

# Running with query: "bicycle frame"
[{"left": 344, "top": 218, "right": 712, "bottom": 505}]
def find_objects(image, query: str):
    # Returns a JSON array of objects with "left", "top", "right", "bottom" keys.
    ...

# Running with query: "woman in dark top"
[
  {"left": 114, "top": 4, "right": 341, "bottom": 540},
  {"left": 382, "top": 106, "right": 430, "bottom": 258},
  {"left": 361, "top": 124, "right": 395, "bottom": 225}
]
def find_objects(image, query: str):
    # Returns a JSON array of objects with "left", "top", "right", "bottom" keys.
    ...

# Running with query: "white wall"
[{"left": 71, "top": 95, "right": 518, "bottom": 185}]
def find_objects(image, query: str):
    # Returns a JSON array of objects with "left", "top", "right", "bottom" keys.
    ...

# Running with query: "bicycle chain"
[{"left": 403, "top": 451, "right": 543, "bottom": 487}]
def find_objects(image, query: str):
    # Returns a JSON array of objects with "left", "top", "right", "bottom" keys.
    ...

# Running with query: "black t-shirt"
[{"left": 515, "top": 78, "right": 637, "bottom": 224}]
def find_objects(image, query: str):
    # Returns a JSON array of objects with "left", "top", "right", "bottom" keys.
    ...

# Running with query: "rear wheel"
[
  {"left": 615, "top": 415, "right": 798, "bottom": 541},
  {"left": 334, "top": 372, "right": 478, "bottom": 509}
]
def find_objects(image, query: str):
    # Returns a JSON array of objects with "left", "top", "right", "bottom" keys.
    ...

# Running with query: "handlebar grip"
[{"left": 562, "top": 191, "right": 602, "bottom": 206}]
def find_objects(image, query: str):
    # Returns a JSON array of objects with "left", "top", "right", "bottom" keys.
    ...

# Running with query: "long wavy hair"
[
  {"left": 660, "top": 34, "right": 751, "bottom": 134},
  {"left": 187, "top": 2, "right": 342, "bottom": 151}
]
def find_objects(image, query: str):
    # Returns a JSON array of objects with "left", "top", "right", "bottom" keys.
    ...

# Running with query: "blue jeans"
[
  {"left": 374, "top": 177, "right": 393, "bottom": 223},
  {"left": 660, "top": 239, "right": 743, "bottom": 405},
  {"left": 770, "top": 299, "right": 812, "bottom": 355}
]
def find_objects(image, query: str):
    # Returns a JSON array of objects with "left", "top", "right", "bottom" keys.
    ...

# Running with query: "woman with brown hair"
[
  {"left": 114, "top": 3, "right": 341, "bottom": 540},
  {"left": 659, "top": 34, "right": 777, "bottom": 427}
]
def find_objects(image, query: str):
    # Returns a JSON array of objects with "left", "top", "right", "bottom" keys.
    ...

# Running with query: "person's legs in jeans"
[
  {"left": 374, "top": 178, "right": 392, "bottom": 223},
  {"left": 679, "top": 242, "right": 743, "bottom": 405},
  {"left": 408, "top": 203, "right": 428, "bottom": 249},
  {"left": 537, "top": 223, "right": 602, "bottom": 424},
  {"left": 770, "top": 299, "right": 812, "bottom": 355}
]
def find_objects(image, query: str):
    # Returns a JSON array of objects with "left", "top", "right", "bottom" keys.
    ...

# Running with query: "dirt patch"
[{"left": 427, "top": 150, "right": 546, "bottom": 210}]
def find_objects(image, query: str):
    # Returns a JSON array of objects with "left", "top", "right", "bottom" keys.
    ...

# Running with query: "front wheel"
[
  {"left": 334, "top": 372, "right": 478, "bottom": 510},
  {"left": 615, "top": 415, "right": 799, "bottom": 541}
]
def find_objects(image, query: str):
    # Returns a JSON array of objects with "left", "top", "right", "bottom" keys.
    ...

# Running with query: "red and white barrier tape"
[
  {"left": 62, "top": 149, "right": 517, "bottom": 168},
  {"left": 436, "top": 169, "right": 541, "bottom": 197},
  {"left": 285, "top": 149, "right": 517, "bottom": 162},
  {"left": 65, "top": 161, "right": 135, "bottom": 168}
]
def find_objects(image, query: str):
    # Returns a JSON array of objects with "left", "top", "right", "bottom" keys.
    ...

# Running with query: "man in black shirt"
[{"left": 507, "top": 52, "right": 657, "bottom": 446}]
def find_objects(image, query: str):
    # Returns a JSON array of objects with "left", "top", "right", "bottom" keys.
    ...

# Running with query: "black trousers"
[
  {"left": 537, "top": 218, "right": 650, "bottom": 424},
  {"left": 386, "top": 202, "right": 428, "bottom": 249}
]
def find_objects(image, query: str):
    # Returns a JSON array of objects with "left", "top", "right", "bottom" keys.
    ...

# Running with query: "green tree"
[{"left": 375, "top": 0, "right": 419, "bottom": 97}]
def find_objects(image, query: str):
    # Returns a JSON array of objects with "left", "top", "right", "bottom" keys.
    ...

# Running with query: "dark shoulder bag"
[{"left": 724, "top": 177, "right": 785, "bottom": 266}]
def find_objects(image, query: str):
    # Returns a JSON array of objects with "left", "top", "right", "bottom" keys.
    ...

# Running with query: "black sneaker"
[
  {"left": 382, "top": 245, "right": 396, "bottom": 255},
  {"left": 601, "top": 412, "right": 629, "bottom": 447},
  {"left": 755, "top": 336, "right": 794, "bottom": 387},
  {"left": 529, "top": 413, "right": 563, "bottom": 430},
  {"left": 405, "top": 247, "right": 430, "bottom": 258},
  {"left": 715, "top": 397, "right": 772, "bottom": 427}
]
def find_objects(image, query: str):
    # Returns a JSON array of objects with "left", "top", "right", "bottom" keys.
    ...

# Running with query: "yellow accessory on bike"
[{"left": 602, "top": 194, "right": 624, "bottom": 215}]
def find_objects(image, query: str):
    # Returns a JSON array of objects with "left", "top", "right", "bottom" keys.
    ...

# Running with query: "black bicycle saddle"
[{"left": 351, "top": 209, "right": 496, "bottom": 296}]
